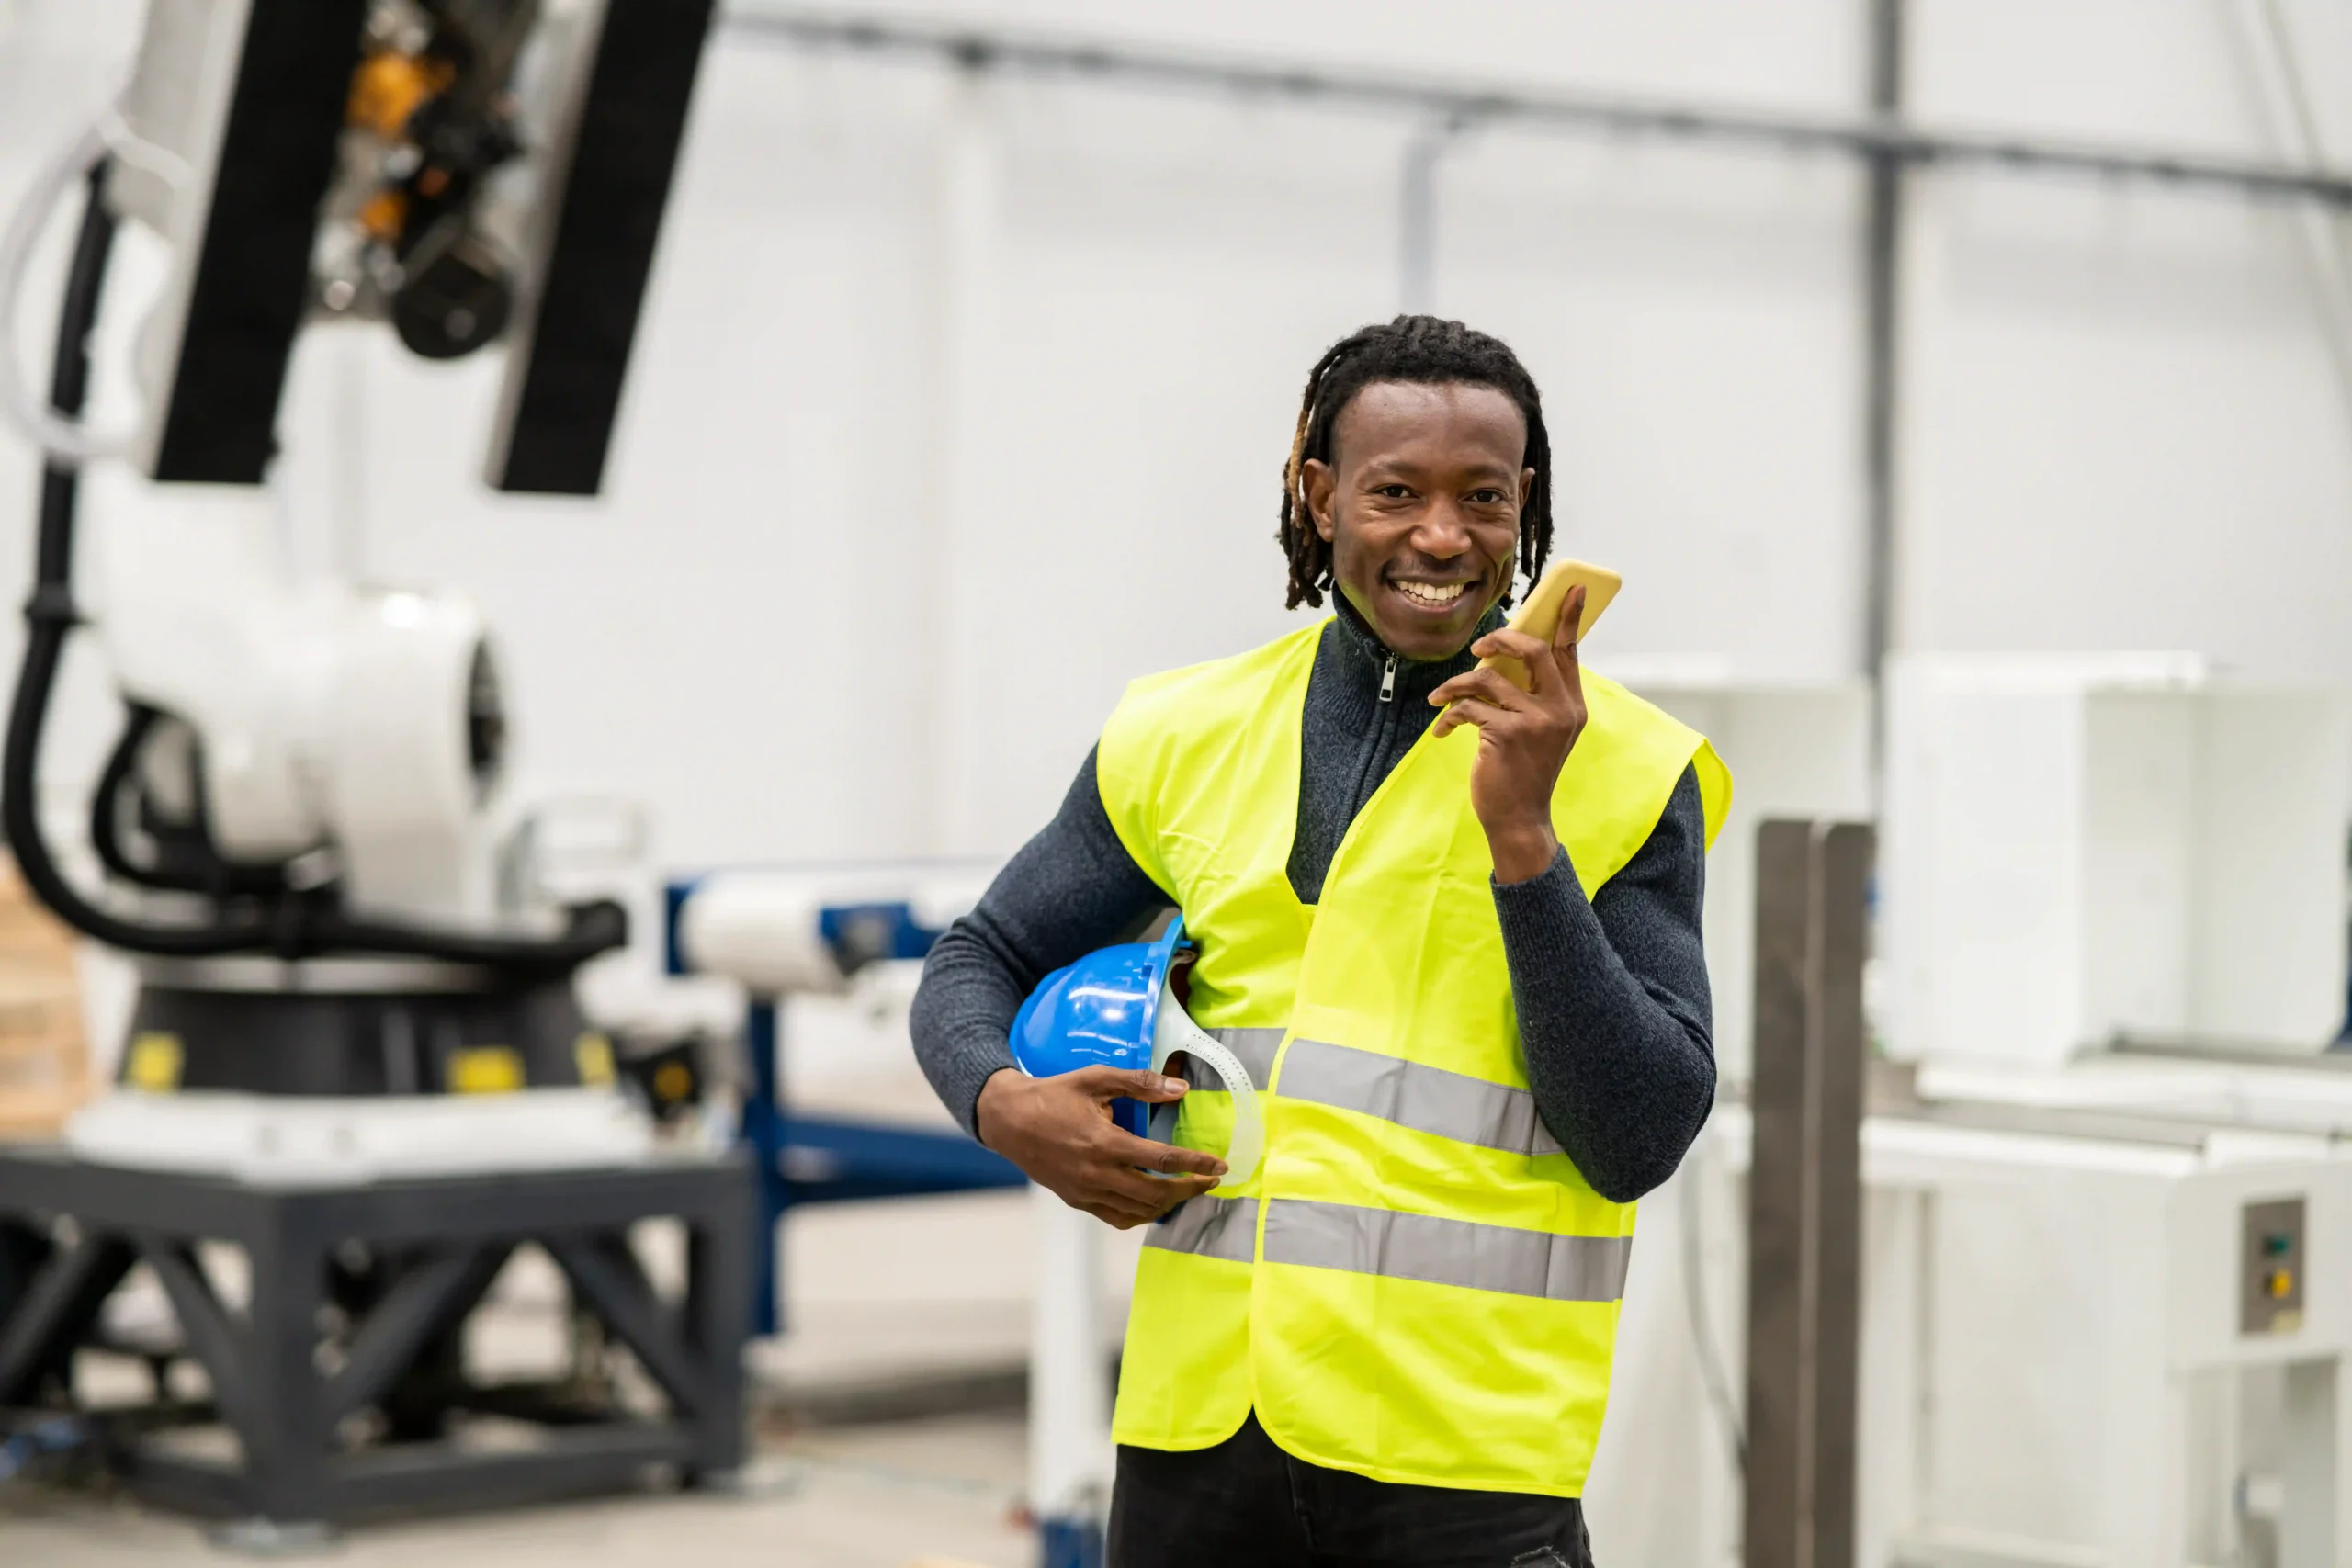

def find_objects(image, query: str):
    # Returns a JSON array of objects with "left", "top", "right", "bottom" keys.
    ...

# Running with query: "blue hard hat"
[
  {"left": 1009, "top": 917, "right": 1264, "bottom": 1185},
  {"left": 1009, "top": 919, "right": 1192, "bottom": 1139}
]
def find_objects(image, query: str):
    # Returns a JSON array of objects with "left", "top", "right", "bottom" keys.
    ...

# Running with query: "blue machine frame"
[{"left": 663, "top": 878, "right": 1026, "bottom": 1337}]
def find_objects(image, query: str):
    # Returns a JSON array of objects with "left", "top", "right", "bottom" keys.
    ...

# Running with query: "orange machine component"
[
  {"left": 357, "top": 187, "right": 409, "bottom": 244},
  {"left": 347, "top": 50, "right": 453, "bottom": 140}
]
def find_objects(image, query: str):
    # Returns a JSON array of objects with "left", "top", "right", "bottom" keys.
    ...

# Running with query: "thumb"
[{"left": 1075, "top": 1065, "right": 1189, "bottom": 1103}]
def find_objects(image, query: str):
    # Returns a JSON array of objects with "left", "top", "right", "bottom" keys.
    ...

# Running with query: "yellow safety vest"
[{"left": 1095, "top": 620, "right": 1729, "bottom": 1498}]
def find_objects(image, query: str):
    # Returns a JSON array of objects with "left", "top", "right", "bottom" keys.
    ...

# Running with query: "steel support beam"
[
  {"left": 725, "top": 6, "right": 2352, "bottom": 211},
  {"left": 1860, "top": 0, "right": 1905, "bottom": 695},
  {"left": 1747, "top": 819, "right": 1872, "bottom": 1568}
]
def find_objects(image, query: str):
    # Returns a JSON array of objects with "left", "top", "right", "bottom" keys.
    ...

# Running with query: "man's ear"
[
  {"left": 1521, "top": 466, "right": 1538, "bottom": 520},
  {"left": 1302, "top": 458, "right": 1339, "bottom": 544}
]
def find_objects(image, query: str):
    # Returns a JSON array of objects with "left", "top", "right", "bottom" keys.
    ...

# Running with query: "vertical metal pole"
[
  {"left": 1399, "top": 116, "right": 1466, "bottom": 316},
  {"left": 684, "top": 1161, "right": 754, "bottom": 1482},
  {"left": 925, "top": 60, "right": 1001, "bottom": 856},
  {"left": 741, "top": 998, "right": 786, "bottom": 1337},
  {"left": 243, "top": 1212, "right": 330, "bottom": 1528},
  {"left": 1860, "top": 0, "right": 1906, "bottom": 716},
  {"left": 1747, "top": 819, "right": 1871, "bottom": 1568},
  {"left": 2279, "top": 1359, "right": 2337, "bottom": 1568},
  {"left": 1030, "top": 1187, "right": 1109, "bottom": 1568}
]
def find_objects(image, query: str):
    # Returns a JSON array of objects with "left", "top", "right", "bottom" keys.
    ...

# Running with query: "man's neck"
[{"left": 1329, "top": 592, "right": 1501, "bottom": 699}]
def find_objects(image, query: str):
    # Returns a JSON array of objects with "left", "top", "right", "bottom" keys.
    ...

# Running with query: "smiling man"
[{"left": 912, "top": 316, "right": 1728, "bottom": 1568}]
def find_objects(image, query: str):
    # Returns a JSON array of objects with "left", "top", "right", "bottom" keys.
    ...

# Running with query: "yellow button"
[
  {"left": 448, "top": 1045, "right": 524, "bottom": 1095},
  {"left": 2267, "top": 1269, "right": 2295, "bottom": 1300},
  {"left": 574, "top": 1032, "right": 616, "bottom": 1088},
  {"left": 125, "top": 1032, "right": 183, "bottom": 1093}
]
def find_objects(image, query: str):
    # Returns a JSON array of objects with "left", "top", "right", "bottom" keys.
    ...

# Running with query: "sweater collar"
[{"left": 1329, "top": 592, "right": 1506, "bottom": 705}]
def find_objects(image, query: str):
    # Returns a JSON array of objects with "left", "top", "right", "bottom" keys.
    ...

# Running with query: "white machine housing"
[
  {"left": 93, "top": 483, "right": 523, "bottom": 931},
  {"left": 1883, "top": 652, "right": 2350, "bottom": 1069},
  {"left": 1598, "top": 1070, "right": 2352, "bottom": 1568},
  {"left": 675, "top": 867, "right": 993, "bottom": 996}
]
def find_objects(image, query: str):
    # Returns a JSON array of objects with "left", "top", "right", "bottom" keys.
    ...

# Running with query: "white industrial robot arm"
[{"left": 0, "top": 0, "right": 710, "bottom": 968}]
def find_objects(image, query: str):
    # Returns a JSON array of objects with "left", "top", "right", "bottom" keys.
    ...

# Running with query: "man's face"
[{"left": 1301, "top": 380, "right": 1532, "bottom": 661}]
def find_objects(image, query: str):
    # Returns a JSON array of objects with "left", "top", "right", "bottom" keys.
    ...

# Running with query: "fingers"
[
  {"left": 1069, "top": 1165, "right": 1216, "bottom": 1228},
  {"left": 1074, "top": 1065, "right": 1189, "bottom": 1104},
  {"left": 1472, "top": 629, "right": 1552, "bottom": 660},
  {"left": 1062, "top": 1161, "right": 1169, "bottom": 1224},
  {"left": 1430, "top": 697, "right": 1506, "bottom": 740},
  {"left": 1106, "top": 1159, "right": 1221, "bottom": 1202},
  {"left": 1079, "top": 1196, "right": 1160, "bottom": 1229},
  {"left": 1430, "top": 662, "right": 1543, "bottom": 740},
  {"left": 1469, "top": 626, "right": 1557, "bottom": 699},
  {"left": 1469, "top": 627, "right": 1552, "bottom": 670},
  {"left": 1430, "top": 667, "right": 1537, "bottom": 714},
  {"left": 1555, "top": 584, "right": 1586, "bottom": 702},
  {"left": 1136, "top": 1134, "right": 1227, "bottom": 1179},
  {"left": 1095, "top": 1124, "right": 1221, "bottom": 1189},
  {"left": 1555, "top": 583, "right": 1587, "bottom": 655}
]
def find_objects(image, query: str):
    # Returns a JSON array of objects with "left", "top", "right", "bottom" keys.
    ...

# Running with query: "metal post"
[
  {"left": 2279, "top": 1359, "right": 2338, "bottom": 1568},
  {"left": 1030, "top": 1187, "right": 1109, "bottom": 1568},
  {"left": 1860, "top": 0, "right": 1905, "bottom": 708},
  {"left": 1746, "top": 819, "right": 1871, "bottom": 1568},
  {"left": 1398, "top": 116, "right": 1466, "bottom": 316},
  {"left": 741, "top": 998, "right": 786, "bottom": 1337},
  {"left": 925, "top": 62, "right": 1001, "bottom": 857}
]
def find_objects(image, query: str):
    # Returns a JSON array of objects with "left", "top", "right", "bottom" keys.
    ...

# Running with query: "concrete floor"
[{"left": 0, "top": 1412, "right": 1036, "bottom": 1567}]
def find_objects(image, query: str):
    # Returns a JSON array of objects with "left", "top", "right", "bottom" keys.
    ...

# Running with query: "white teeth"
[{"left": 1396, "top": 581, "right": 1466, "bottom": 607}]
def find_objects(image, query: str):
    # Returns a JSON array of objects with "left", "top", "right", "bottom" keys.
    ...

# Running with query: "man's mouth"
[{"left": 1389, "top": 578, "right": 1474, "bottom": 610}]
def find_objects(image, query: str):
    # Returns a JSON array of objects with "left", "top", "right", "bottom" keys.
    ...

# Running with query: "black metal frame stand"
[{"left": 0, "top": 1145, "right": 752, "bottom": 1529}]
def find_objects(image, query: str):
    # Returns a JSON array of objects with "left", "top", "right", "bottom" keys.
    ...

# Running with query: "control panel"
[{"left": 2240, "top": 1196, "right": 2307, "bottom": 1337}]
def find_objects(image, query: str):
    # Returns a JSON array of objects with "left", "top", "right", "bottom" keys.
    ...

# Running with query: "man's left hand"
[{"left": 1428, "top": 583, "right": 1588, "bottom": 884}]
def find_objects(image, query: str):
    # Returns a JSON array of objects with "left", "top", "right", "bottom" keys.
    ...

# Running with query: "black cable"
[
  {"left": 5, "top": 164, "right": 626, "bottom": 973},
  {"left": 86, "top": 704, "right": 155, "bottom": 887},
  {"left": 89, "top": 705, "right": 291, "bottom": 897}
]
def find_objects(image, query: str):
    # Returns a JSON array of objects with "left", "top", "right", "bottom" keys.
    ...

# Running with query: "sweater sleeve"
[
  {"left": 1489, "top": 763, "right": 1714, "bottom": 1203},
  {"left": 910, "top": 746, "right": 1173, "bottom": 1139}
]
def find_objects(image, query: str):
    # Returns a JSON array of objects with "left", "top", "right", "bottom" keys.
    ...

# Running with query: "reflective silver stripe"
[
  {"left": 1261, "top": 1198, "right": 1630, "bottom": 1303},
  {"left": 1144, "top": 1195, "right": 1259, "bottom": 1263},
  {"left": 1275, "top": 1038, "right": 1563, "bottom": 1157},
  {"left": 1204, "top": 1028, "right": 1284, "bottom": 1086},
  {"left": 1176, "top": 1028, "right": 1283, "bottom": 1089}
]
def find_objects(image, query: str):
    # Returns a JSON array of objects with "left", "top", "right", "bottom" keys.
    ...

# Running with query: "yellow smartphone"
[{"left": 1477, "top": 558, "right": 1621, "bottom": 691}]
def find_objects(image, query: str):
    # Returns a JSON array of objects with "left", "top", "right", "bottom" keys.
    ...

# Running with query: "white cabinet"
[{"left": 1882, "top": 654, "right": 2349, "bottom": 1069}]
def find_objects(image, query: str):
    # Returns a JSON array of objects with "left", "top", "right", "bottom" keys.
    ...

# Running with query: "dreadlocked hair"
[{"left": 1276, "top": 315, "right": 1555, "bottom": 612}]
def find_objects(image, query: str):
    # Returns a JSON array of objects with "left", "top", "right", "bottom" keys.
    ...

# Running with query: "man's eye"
[
  {"left": 1374, "top": 484, "right": 1414, "bottom": 500},
  {"left": 1467, "top": 489, "right": 1509, "bottom": 504}
]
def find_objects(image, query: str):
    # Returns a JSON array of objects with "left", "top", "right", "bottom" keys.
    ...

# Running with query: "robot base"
[
  {"left": 122, "top": 957, "right": 605, "bottom": 1096},
  {"left": 0, "top": 1145, "right": 752, "bottom": 1534}
]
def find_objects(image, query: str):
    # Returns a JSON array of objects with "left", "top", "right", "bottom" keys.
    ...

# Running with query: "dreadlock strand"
[{"left": 1277, "top": 328, "right": 1382, "bottom": 610}]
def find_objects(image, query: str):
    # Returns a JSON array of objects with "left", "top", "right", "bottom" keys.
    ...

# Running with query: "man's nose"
[{"left": 1408, "top": 498, "right": 1476, "bottom": 559}]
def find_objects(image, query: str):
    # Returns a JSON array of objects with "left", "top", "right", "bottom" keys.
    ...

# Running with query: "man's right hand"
[{"left": 975, "top": 1066, "right": 1227, "bottom": 1228}]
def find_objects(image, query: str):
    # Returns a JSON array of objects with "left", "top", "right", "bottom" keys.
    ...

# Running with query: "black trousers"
[{"left": 1106, "top": 1414, "right": 1594, "bottom": 1568}]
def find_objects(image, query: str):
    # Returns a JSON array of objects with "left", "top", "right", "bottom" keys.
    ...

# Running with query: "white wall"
[
  {"left": 1, "top": 0, "right": 2349, "bottom": 887},
  {"left": 1900, "top": 0, "right": 2352, "bottom": 680}
]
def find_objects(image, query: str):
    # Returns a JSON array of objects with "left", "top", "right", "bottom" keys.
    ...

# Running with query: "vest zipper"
[{"left": 1378, "top": 656, "right": 1396, "bottom": 704}]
